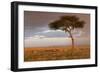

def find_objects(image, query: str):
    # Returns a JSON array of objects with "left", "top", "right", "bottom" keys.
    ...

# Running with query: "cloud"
[
  {"left": 36, "top": 30, "right": 64, "bottom": 34},
  {"left": 24, "top": 11, "right": 90, "bottom": 38},
  {"left": 32, "top": 29, "right": 86, "bottom": 38},
  {"left": 27, "top": 35, "right": 47, "bottom": 39},
  {"left": 33, "top": 30, "right": 67, "bottom": 38}
]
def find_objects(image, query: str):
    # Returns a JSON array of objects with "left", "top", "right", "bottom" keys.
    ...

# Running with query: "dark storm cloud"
[{"left": 24, "top": 11, "right": 90, "bottom": 38}]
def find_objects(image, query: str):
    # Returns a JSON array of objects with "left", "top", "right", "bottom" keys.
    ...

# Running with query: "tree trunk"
[{"left": 68, "top": 31, "right": 74, "bottom": 55}]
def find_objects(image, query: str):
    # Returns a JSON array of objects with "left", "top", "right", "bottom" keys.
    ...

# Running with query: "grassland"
[{"left": 24, "top": 45, "right": 90, "bottom": 62}]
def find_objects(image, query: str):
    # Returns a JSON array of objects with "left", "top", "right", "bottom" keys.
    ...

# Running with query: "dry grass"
[{"left": 24, "top": 45, "right": 90, "bottom": 62}]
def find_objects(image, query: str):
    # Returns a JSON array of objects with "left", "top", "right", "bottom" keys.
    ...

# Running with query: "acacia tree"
[{"left": 48, "top": 15, "right": 85, "bottom": 52}]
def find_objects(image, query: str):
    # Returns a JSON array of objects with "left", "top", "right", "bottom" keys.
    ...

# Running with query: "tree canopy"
[{"left": 49, "top": 15, "right": 85, "bottom": 32}]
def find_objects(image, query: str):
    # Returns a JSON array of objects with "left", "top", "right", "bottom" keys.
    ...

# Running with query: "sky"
[{"left": 24, "top": 11, "right": 90, "bottom": 48}]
